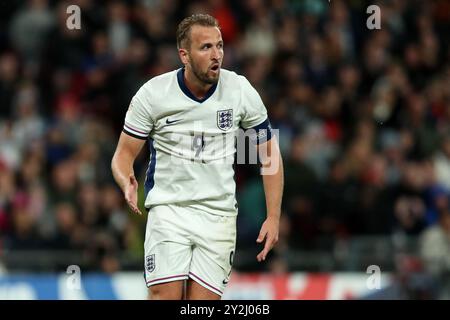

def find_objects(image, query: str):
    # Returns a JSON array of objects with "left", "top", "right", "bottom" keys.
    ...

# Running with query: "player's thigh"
[
  {"left": 186, "top": 279, "right": 221, "bottom": 300},
  {"left": 144, "top": 205, "right": 192, "bottom": 290},
  {"left": 189, "top": 213, "right": 236, "bottom": 298},
  {"left": 148, "top": 280, "right": 185, "bottom": 300}
]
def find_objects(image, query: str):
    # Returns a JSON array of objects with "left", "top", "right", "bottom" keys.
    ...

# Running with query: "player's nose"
[{"left": 211, "top": 47, "right": 222, "bottom": 61}]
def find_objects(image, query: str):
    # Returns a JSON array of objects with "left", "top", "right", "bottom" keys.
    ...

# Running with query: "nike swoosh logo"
[
  {"left": 222, "top": 279, "right": 229, "bottom": 284},
  {"left": 165, "top": 118, "right": 182, "bottom": 125}
]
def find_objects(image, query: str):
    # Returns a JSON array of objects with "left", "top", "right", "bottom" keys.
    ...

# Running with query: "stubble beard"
[{"left": 190, "top": 58, "right": 220, "bottom": 85}]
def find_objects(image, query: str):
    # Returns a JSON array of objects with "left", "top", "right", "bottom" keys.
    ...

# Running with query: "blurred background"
[{"left": 0, "top": 0, "right": 449, "bottom": 299}]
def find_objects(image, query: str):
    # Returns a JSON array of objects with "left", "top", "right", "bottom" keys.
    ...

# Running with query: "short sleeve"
[
  {"left": 239, "top": 76, "right": 273, "bottom": 144},
  {"left": 123, "top": 86, "right": 154, "bottom": 140},
  {"left": 239, "top": 76, "right": 269, "bottom": 129}
]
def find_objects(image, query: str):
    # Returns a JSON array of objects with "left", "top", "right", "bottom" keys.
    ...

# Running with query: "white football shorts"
[{"left": 143, "top": 204, "right": 237, "bottom": 296}]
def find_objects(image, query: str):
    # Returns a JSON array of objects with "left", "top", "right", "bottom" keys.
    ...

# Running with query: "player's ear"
[{"left": 179, "top": 48, "right": 189, "bottom": 65}]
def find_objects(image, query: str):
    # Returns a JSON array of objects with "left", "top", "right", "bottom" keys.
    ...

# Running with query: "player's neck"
[{"left": 184, "top": 69, "right": 213, "bottom": 100}]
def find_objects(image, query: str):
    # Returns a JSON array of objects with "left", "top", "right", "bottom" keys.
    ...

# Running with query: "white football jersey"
[{"left": 123, "top": 67, "right": 272, "bottom": 216}]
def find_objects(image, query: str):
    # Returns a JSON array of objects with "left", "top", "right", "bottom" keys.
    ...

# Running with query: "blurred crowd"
[{"left": 0, "top": 0, "right": 449, "bottom": 283}]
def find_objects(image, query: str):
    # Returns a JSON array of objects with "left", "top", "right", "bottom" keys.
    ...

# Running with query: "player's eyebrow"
[{"left": 199, "top": 40, "right": 223, "bottom": 48}]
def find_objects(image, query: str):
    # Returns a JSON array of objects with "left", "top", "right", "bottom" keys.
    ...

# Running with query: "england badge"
[{"left": 217, "top": 109, "right": 233, "bottom": 131}]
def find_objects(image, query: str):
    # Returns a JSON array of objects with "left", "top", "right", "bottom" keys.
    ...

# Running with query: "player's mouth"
[{"left": 210, "top": 64, "right": 220, "bottom": 73}]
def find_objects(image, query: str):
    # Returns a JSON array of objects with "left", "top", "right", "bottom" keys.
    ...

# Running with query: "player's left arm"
[
  {"left": 237, "top": 74, "right": 284, "bottom": 261},
  {"left": 256, "top": 136, "right": 284, "bottom": 262}
]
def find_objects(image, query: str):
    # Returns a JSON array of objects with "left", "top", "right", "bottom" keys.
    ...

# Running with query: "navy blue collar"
[{"left": 177, "top": 68, "right": 218, "bottom": 103}]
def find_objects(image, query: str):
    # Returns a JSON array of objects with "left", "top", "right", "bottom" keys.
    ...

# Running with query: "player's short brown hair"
[{"left": 176, "top": 14, "right": 220, "bottom": 50}]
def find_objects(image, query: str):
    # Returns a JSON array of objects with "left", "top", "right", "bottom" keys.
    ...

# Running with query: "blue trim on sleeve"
[
  {"left": 177, "top": 68, "right": 218, "bottom": 103},
  {"left": 245, "top": 118, "right": 273, "bottom": 145},
  {"left": 144, "top": 138, "right": 156, "bottom": 203},
  {"left": 122, "top": 129, "right": 148, "bottom": 140}
]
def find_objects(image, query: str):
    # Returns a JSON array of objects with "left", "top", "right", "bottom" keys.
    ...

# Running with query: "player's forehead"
[{"left": 189, "top": 25, "right": 222, "bottom": 45}]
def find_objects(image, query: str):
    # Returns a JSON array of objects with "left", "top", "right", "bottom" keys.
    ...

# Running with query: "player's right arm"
[
  {"left": 111, "top": 131, "right": 146, "bottom": 215},
  {"left": 113, "top": 85, "right": 154, "bottom": 215}
]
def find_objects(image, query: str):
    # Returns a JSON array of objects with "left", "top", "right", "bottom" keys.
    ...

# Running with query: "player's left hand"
[{"left": 256, "top": 216, "right": 279, "bottom": 262}]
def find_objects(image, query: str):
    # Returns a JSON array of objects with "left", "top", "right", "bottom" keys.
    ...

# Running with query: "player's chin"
[{"left": 205, "top": 71, "right": 220, "bottom": 83}]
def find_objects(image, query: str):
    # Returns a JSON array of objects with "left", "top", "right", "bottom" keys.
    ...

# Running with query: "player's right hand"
[{"left": 124, "top": 174, "right": 143, "bottom": 215}]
